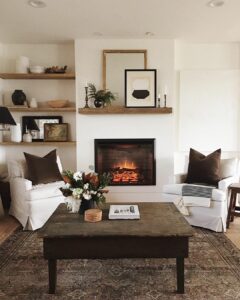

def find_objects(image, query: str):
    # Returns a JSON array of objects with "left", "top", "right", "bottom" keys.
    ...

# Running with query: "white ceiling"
[{"left": 0, "top": 0, "right": 240, "bottom": 43}]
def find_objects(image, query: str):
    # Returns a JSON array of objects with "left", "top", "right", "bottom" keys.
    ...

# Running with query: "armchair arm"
[
  {"left": 218, "top": 176, "right": 238, "bottom": 191},
  {"left": 174, "top": 174, "right": 187, "bottom": 184}
]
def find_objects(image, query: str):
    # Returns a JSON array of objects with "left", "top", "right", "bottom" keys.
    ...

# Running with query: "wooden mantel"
[{"left": 78, "top": 107, "right": 173, "bottom": 115}]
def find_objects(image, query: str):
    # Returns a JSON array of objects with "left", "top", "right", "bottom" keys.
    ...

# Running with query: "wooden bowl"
[
  {"left": 84, "top": 209, "right": 102, "bottom": 222},
  {"left": 47, "top": 100, "right": 69, "bottom": 108}
]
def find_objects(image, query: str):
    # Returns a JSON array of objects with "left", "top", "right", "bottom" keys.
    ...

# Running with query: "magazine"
[{"left": 108, "top": 205, "right": 140, "bottom": 220}]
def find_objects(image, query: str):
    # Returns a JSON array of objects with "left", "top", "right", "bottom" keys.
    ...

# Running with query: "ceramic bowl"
[
  {"left": 29, "top": 66, "right": 45, "bottom": 74},
  {"left": 47, "top": 100, "right": 69, "bottom": 108}
]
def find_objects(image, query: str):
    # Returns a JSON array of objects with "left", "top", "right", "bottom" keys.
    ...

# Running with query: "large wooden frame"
[{"left": 102, "top": 49, "right": 147, "bottom": 89}]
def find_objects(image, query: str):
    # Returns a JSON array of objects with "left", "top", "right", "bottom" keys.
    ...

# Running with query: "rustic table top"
[{"left": 38, "top": 202, "right": 194, "bottom": 239}]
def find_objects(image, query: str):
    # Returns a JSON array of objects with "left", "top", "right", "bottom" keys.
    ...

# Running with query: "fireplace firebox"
[{"left": 95, "top": 139, "right": 156, "bottom": 186}]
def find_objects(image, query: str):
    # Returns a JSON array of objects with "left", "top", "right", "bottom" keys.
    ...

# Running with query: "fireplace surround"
[{"left": 95, "top": 139, "right": 156, "bottom": 186}]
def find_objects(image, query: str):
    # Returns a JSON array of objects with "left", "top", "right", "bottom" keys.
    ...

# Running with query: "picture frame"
[
  {"left": 22, "top": 116, "right": 63, "bottom": 141},
  {"left": 125, "top": 69, "right": 157, "bottom": 108},
  {"left": 44, "top": 123, "right": 68, "bottom": 142}
]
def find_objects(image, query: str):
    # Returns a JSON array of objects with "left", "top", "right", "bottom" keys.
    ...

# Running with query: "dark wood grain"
[
  {"left": 39, "top": 203, "right": 193, "bottom": 238},
  {"left": 39, "top": 202, "right": 193, "bottom": 294}
]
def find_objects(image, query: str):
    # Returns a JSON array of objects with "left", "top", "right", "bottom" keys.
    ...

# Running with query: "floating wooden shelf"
[
  {"left": 78, "top": 107, "right": 173, "bottom": 115},
  {"left": 0, "top": 73, "right": 75, "bottom": 80},
  {"left": 0, "top": 141, "right": 76, "bottom": 146},
  {"left": 8, "top": 106, "right": 76, "bottom": 112}
]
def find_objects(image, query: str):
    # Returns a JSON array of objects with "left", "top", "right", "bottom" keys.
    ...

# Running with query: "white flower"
[
  {"left": 83, "top": 192, "right": 92, "bottom": 200},
  {"left": 62, "top": 183, "right": 71, "bottom": 189},
  {"left": 72, "top": 188, "right": 83, "bottom": 199},
  {"left": 84, "top": 183, "right": 89, "bottom": 189},
  {"left": 90, "top": 190, "right": 97, "bottom": 195},
  {"left": 73, "top": 171, "right": 83, "bottom": 181}
]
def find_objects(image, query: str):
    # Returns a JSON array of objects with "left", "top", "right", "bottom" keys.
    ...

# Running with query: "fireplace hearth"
[{"left": 95, "top": 139, "right": 156, "bottom": 186}]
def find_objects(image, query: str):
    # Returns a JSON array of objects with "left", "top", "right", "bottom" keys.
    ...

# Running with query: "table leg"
[
  {"left": 176, "top": 257, "right": 184, "bottom": 294},
  {"left": 227, "top": 191, "right": 234, "bottom": 228},
  {"left": 48, "top": 259, "right": 57, "bottom": 294}
]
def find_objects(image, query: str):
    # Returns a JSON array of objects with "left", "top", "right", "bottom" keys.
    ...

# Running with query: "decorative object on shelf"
[
  {"left": 16, "top": 56, "right": 30, "bottom": 73},
  {"left": 10, "top": 123, "right": 22, "bottom": 143},
  {"left": 84, "top": 84, "right": 89, "bottom": 108},
  {"left": 88, "top": 83, "right": 116, "bottom": 108},
  {"left": 12, "top": 90, "right": 27, "bottom": 106},
  {"left": 60, "top": 170, "right": 111, "bottom": 215},
  {"left": 157, "top": 94, "right": 161, "bottom": 108},
  {"left": 0, "top": 106, "right": 16, "bottom": 142},
  {"left": 164, "top": 85, "right": 168, "bottom": 108},
  {"left": 22, "top": 131, "right": 32, "bottom": 143},
  {"left": 84, "top": 208, "right": 103, "bottom": 222},
  {"left": 22, "top": 116, "right": 62, "bottom": 141},
  {"left": 45, "top": 65, "right": 67, "bottom": 74},
  {"left": 29, "top": 98, "right": 38, "bottom": 108},
  {"left": 103, "top": 50, "right": 147, "bottom": 105},
  {"left": 29, "top": 66, "right": 45, "bottom": 74},
  {"left": 25, "top": 117, "right": 40, "bottom": 142},
  {"left": 44, "top": 123, "right": 68, "bottom": 142},
  {"left": 125, "top": 69, "right": 157, "bottom": 108},
  {"left": 47, "top": 99, "right": 69, "bottom": 108}
]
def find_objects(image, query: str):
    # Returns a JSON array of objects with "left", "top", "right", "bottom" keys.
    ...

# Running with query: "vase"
[
  {"left": 65, "top": 196, "right": 82, "bottom": 213},
  {"left": 94, "top": 99, "right": 103, "bottom": 108},
  {"left": 10, "top": 123, "right": 22, "bottom": 142},
  {"left": 12, "top": 90, "right": 26, "bottom": 105},
  {"left": 79, "top": 199, "right": 95, "bottom": 214}
]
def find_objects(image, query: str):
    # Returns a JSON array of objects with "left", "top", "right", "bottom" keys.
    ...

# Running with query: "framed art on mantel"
[{"left": 125, "top": 69, "right": 157, "bottom": 108}]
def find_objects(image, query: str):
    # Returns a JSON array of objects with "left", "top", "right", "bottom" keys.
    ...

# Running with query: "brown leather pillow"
[
  {"left": 185, "top": 148, "right": 221, "bottom": 186},
  {"left": 24, "top": 149, "right": 62, "bottom": 185}
]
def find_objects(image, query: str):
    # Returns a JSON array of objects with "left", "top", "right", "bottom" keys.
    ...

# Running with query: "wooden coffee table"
[{"left": 39, "top": 202, "right": 193, "bottom": 294}]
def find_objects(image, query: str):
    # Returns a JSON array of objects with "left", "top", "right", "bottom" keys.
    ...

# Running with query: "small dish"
[
  {"left": 29, "top": 66, "right": 45, "bottom": 74},
  {"left": 47, "top": 100, "right": 69, "bottom": 108}
]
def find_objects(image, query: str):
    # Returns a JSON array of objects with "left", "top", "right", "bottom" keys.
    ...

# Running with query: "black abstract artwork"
[{"left": 132, "top": 90, "right": 150, "bottom": 99}]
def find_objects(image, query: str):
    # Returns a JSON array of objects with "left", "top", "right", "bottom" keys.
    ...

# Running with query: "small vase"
[
  {"left": 79, "top": 199, "right": 95, "bottom": 214},
  {"left": 10, "top": 123, "right": 22, "bottom": 142},
  {"left": 12, "top": 90, "right": 26, "bottom": 105},
  {"left": 94, "top": 99, "right": 103, "bottom": 108},
  {"left": 65, "top": 196, "right": 82, "bottom": 213}
]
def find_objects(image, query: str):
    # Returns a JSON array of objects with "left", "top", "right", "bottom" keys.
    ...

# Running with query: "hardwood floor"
[
  {"left": 0, "top": 214, "right": 240, "bottom": 249},
  {"left": 0, "top": 215, "right": 20, "bottom": 244},
  {"left": 225, "top": 217, "right": 240, "bottom": 249}
]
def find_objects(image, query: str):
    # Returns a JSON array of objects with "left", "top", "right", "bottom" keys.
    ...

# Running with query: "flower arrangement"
[{"left": 60, "top": 170, "right": 111, "bottom": 205}]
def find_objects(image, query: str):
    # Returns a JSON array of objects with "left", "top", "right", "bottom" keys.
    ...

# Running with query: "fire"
[
  {"left": 113, "top": 160, "right": 136, "bottom": 170},
  {"left": 111, "top": 160, "right": 140, "bottom": 184}
]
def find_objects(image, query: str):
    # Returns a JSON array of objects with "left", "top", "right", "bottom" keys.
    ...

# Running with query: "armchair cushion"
[
  {"left": 24, "top": 149, "right": 62, "bottom": 185},
  {"left": 28, "top": 181, "right": 64, "bottom": 201},
  {"left": 185, "top": 148, "right": 221, "bottom": 186},
  {"left": 163, "top": 183, "right": 226, "bottom": 202}
]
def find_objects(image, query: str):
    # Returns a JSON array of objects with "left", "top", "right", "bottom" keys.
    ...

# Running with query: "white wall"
[
  {"left": 0, "top": 43, "right": 76, "bottom": 175},
  {"left": 174, "top": 42, "right": 240, "bottom": 174},
  {"left": 75, "top": 39, "right": 176, "bottom": 201}
]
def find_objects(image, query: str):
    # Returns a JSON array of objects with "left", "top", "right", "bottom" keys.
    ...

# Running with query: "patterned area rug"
[{"left": 0, "top": 228, "right": 240, "bottom": 300}]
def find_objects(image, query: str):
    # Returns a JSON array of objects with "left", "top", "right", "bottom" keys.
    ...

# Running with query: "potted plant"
[{"left": 88, "top": 83, "right": 116, "bottom": 108}]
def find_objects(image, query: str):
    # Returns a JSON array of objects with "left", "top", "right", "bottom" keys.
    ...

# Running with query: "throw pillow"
[
  {"left": 220, "top": 158, "right": 238, "bottom": 179},
  {"left": 24, "top": 149, "right": 63, "bottom": 185},
  {"left": 185, "top": 148, "right": 221, "bottom": 186}
]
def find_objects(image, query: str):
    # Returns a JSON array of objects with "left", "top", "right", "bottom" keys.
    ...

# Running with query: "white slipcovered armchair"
[
  {"left": 8, "top": 157, "right": 65, "bottom": 230},
  {"left": 163, "top": 158, "right": 239, "bottom": 232}
]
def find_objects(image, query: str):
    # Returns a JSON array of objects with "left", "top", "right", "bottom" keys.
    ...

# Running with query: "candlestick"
[
  {"left": 157, "top": 95, "right": 161, "bottom": 108},
  {"left": 164, "top": 94, "right": 167, "bottom": 108},
  {"left": 84, "top": 86, "right": 89, "bottom": 108}
]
